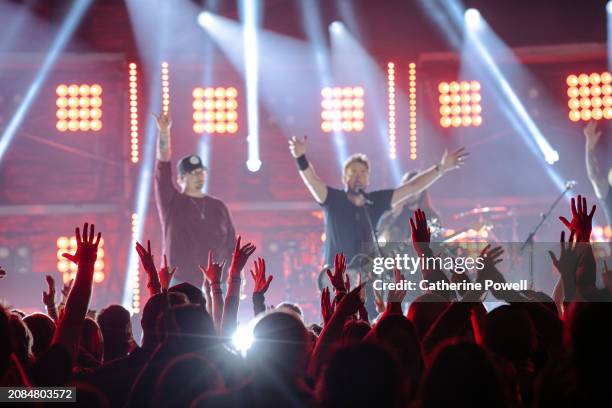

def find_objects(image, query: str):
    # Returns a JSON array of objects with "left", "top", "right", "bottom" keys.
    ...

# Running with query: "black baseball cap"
[{"left": 177, "top": 155, "right": 208, "bottom": 175}]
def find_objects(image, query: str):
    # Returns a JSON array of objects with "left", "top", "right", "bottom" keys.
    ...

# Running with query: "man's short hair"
[{"left": 343, "top": 153, "right": 369, "bottom": 175}]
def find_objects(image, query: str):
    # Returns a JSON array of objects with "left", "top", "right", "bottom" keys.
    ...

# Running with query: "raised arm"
[
  {"left": 584, "top": 121, "right": 609, "bottom": 199},
  {"left": 52, "top": 223, "right": 101, "bottom": 360},
  {"left": 288, "top": 135, "right": 328, "bottom": 204},
  {"left": 391, "top": 147, "right": 468, "bottom": 207},
  {"left": 154, "top": 112, "right": 171, "bottom": 162},
  {"left": 200, "top": 251, "right": 225, "bottom": 331}
]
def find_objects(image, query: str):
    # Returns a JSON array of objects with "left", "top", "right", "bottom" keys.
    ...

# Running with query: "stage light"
[
  {"left": 233, "top": 323, "right": 255, "bottom": 353},
  {"left": 56, "top": 83, "right": 103, "bottom": 132},
  {"left": 387, "top": 62, "right": 397, "bottom": 159},
  {"left": 329, "top": 21, "right": 344, "bottom": 33},
  {"left": 465, "top": 9, "right": 481, "bottom": 28},
  {"left": 408, "top": 62, "right": 417, "bottom": 160},
  {"left": 246, "top": 157, "right": 262, "bottom": 172},
  {"left": 567, "top": 71, "right": 612, "bottom": 122},
  {"left": 198, "top": 11, "right": 213, "bottom": 28},
  {"left": 438, "top": 80, "right": 482, "bottom": 127},
  {"left": 128, "top": 62, "right": 139, "bottom": 163},
  {"left": 130, "top": 213, "right": 140, "bottom": 313},
  {"left": 321, "top": 86, "right": 365, "bottom": 133},
  {"left": 0, "top": 0, "right": 93, "bottom": 161},
  {"left": 56, "top": 234, "right": 105, "bottom": 283},
  {"left": 161, "top": 62, "right": 169, "bottom": 114},
  {"left": 608, "top": 1, "right": 612, "bottom": 14},
  {"left": 192, "top": 86, "right": 239, "bottom": 134}
]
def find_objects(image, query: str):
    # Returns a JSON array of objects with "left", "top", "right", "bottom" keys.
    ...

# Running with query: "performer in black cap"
[{"left": 153, "top": 112, "right": 236, "bottom": 287}]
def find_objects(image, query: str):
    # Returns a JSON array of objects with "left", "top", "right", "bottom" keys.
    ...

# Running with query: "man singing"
[
  {"left": 154, "top": 112, "right": 236, "bottom": 287},
  {"left": 288, "top": 135, "right": 468, "bottom": 269}
]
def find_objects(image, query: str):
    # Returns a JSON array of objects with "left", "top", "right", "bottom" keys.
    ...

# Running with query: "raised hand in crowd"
[
  {"left": 221, "top": 236, "right": 256, "bottom": 336},
  {"left": 53, "top": 223, "right": 101, "bottom": 359},
  {"left": 153, "top": 112, "right": 172, "bottom": 161},
  {"left": 559, "top": 194, "right": 596, "bottom": 242},
  {"left": 326, "top": 252, "right": 348, "bottom": 300},
  {"left": 135, "top": 240, "right": 161, "bottom": 295},
  {"left": 42, "top": 275, "right": 58, "bottom": 321},
  {"left": 549, "top": 230, "right": 583, "bottom": 301},
  {"left": 410, "top": 209, "right": 431, "bottom": 256},
  {"left": 157, "top": 255, "right": 176, "bottom": 291},
  {"left": 0, "top": 266, "right": 5, "bottom": 279},
  {"left": 320, "top": 287, "right": 334, "bottom": 326},
  {"left": 386, "top": 268, "right": 407, "bottom": 315},
  {"left": 584, "top": 120, "right": 602, "bottom": 148},
  {"left": 250, "top": 257, "right": 273, "bottom": 317},
  {"left": 200, "top": 250, "right": 226, "bottom": 329}
]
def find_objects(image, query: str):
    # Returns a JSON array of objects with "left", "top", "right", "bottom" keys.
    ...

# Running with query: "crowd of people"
[{"left": 1, "top": 194, "right": 611, "bottom": 407}]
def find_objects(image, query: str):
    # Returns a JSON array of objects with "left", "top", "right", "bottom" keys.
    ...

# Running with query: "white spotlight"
[
  {"left": 246, "top": 159, "right": 262, "bottom": 172},
  {"left": 198, "top": 11, "right": 213, "bottom": 28},
  {"left": 465, "top": 8, "right": 481, "bottom": 28},
  {"left": 329, "top": 21, "right": 344, "bottom": 34},
  {"left": 607, "top": 1, "right": 612, "bottom": 13}
]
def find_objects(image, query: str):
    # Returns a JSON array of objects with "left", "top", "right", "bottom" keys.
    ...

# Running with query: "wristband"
[{"left": 296, "top": 154, "right": 309, "bottom": 171}]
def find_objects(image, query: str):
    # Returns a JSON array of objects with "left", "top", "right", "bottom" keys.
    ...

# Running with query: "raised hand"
[
  {"left": 288, "top": 135, "right": 307, "bottom": 158},
  {"left": 326, "top": 253, "right": 347, "bottom": 294},
  {"left": 200, "top": 250, "right": 225, "bottom": 286},
  {"left": 410, "top": 209, "right": 431, "bottom": 255},
  {"left": 548, "top": 230, "right": 584, "bottom": 278},
  {"left": 0, "top": 267, "right": 5, "bottom": 279},
  {"left": 62, "top": 223, "right": 101, "bottom": 266},
  {"left": 373, "top": 289, "right": 385, "bottom": 314},
  {"left": 387, "top": 268, "right": 407, "bottom": 304},
  {"left": 135, "top": 240, "right": 157, "bottom": 275},
  {"left": 153, "top": 112, "right": 172, "bottom": 132},
  {"left": 228, "top": 236, "right": 256, "bottom": 280},
  {"left": 158, "top": 255, "right": 177, "bottom": 291},
  {"left": 559, "top": 195, "right": 596, "bottom": 242},
  {"left": 584, "top": 120, "right": 602, "bottom": 148},
  {"left": 250, "top": 257, "right": 273, "bottom": 295},
  {"left": 335, "top": 284, "right": 365, "bottom": 318},
  {"left": 320, "top": 287, "right": 334, "bottom": 326},
  {"left": 479, "top": 244, "right": 504, "bottom": 274},
  {"left": 42, "top": 275, "right": 56, "bottom": 307},
  {"left": 440, "top": 147, "right": 469, "bottom": 172}
]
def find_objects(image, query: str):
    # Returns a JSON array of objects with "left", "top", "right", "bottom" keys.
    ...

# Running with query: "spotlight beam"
[{"left": 0, "top": 0, "right": 93, "bottom": 162}]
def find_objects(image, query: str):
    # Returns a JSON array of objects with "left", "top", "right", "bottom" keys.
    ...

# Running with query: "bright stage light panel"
[
  {"left": 321, "top": 86, "right": 365, "bottom": 133},
  {"left": 438, "top": 80, "right": 482, "bottom": 128},
  {"left": 56, "top": 235, "right": 105, "bottom": 283},
  {"left": 56, "top": 83, "right": 102, "bottom": 132},
  {"left": 192, "top": 87, "right": 239, "bottom": 134},
  {"left": 566, "top": 72, "right": 612, "bottom": 122}
]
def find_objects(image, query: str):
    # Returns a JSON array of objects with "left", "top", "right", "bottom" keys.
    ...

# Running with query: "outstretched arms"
[
  {"left": 391, "top": 147, "right": 468, "bottom": 207},
  {"left": 288, "top": 135, "right": 328, "bottom": 204}
]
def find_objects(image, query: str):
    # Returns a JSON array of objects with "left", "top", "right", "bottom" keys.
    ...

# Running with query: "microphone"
[
  {"left": 565, "top": 180, "right": 577, "bottom": 189},
  {"left": 356, "top": 188, "right": 374, "bottom": 205}
]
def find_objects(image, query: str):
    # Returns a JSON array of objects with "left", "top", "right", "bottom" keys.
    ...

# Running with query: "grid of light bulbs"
[
  {"left": 56, "top": 84, "right": 102, "bottom": 132},
  {"left": 192, "top": 87, "right": 239, "bottom": 134},
  {"left": 566, "top": 72, "right": 612, "bottom": 122},
  {"left": 408, "top": 63, "right": 417, "bottom": 160},
  {"left": 56, "top": 236, "right": 105, "bottom": 283},
  {"left": 131, "top": 213, "right": 140, "bottom": 313},
  {"left": 320, "top": 87, "right": 365, "bottom": 133},
  {"left": 388, "top": 63, "right": 397, "bottom": 159},
  {"left": 438, "top": 81, "right": 482, "bottom": 128},
  {"left": 161, "top": 62, "right": 169, "bottom": 114},
  {"left": 129, "top": 63, "right": 139, "bottom": 163}
]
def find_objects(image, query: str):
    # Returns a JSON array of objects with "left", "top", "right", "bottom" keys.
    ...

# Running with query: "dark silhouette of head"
[
  {"left": 8, "top": 313, "right": 33, "bottom": 366},
  {"left": 97, "top": 305, "right": 132, "bottom": 362},
  {"left": 483, "top": 305, "right": 536, "bottom": 365},
  {"left": 420, "top": 341, "right": 509, "bottom": 408},
  {"left": 169, "top": 282, "right": 205, "bottom": 307},
  {"left": 78, "top": 317, "right": 104, "bottom": 368},
  {"left": 248, "top": 311, "right": 309, "bottom": 380},
  {"left": 317, "top": 342, "right": 402, "bottom": 408},
  {"left": 153, "top": 353, "right": 224, "bottom": 408},
  {"left": 341, "top": 319, "right": 371, "bottom": 345},
  {"left": 407, "top": 293, "right": 449, "bottom": 340},
  {"left": 168, "top": 304, "right": 215, "bottom": 348},
  {"left": 141, "top": 292, "right": 187, "bottom": 349},
  {"left": 23, "top": 313, "right": 55, "bottom": 359}
]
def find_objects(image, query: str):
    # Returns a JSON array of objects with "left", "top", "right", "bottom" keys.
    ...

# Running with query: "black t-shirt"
[{"left": 320, "top": 187, "right": 394, "bottom": 266}]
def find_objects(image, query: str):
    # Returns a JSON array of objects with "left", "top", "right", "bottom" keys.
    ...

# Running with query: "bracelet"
[{"left": 295, "top": 154, "right": 309, "bottom": 171}]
